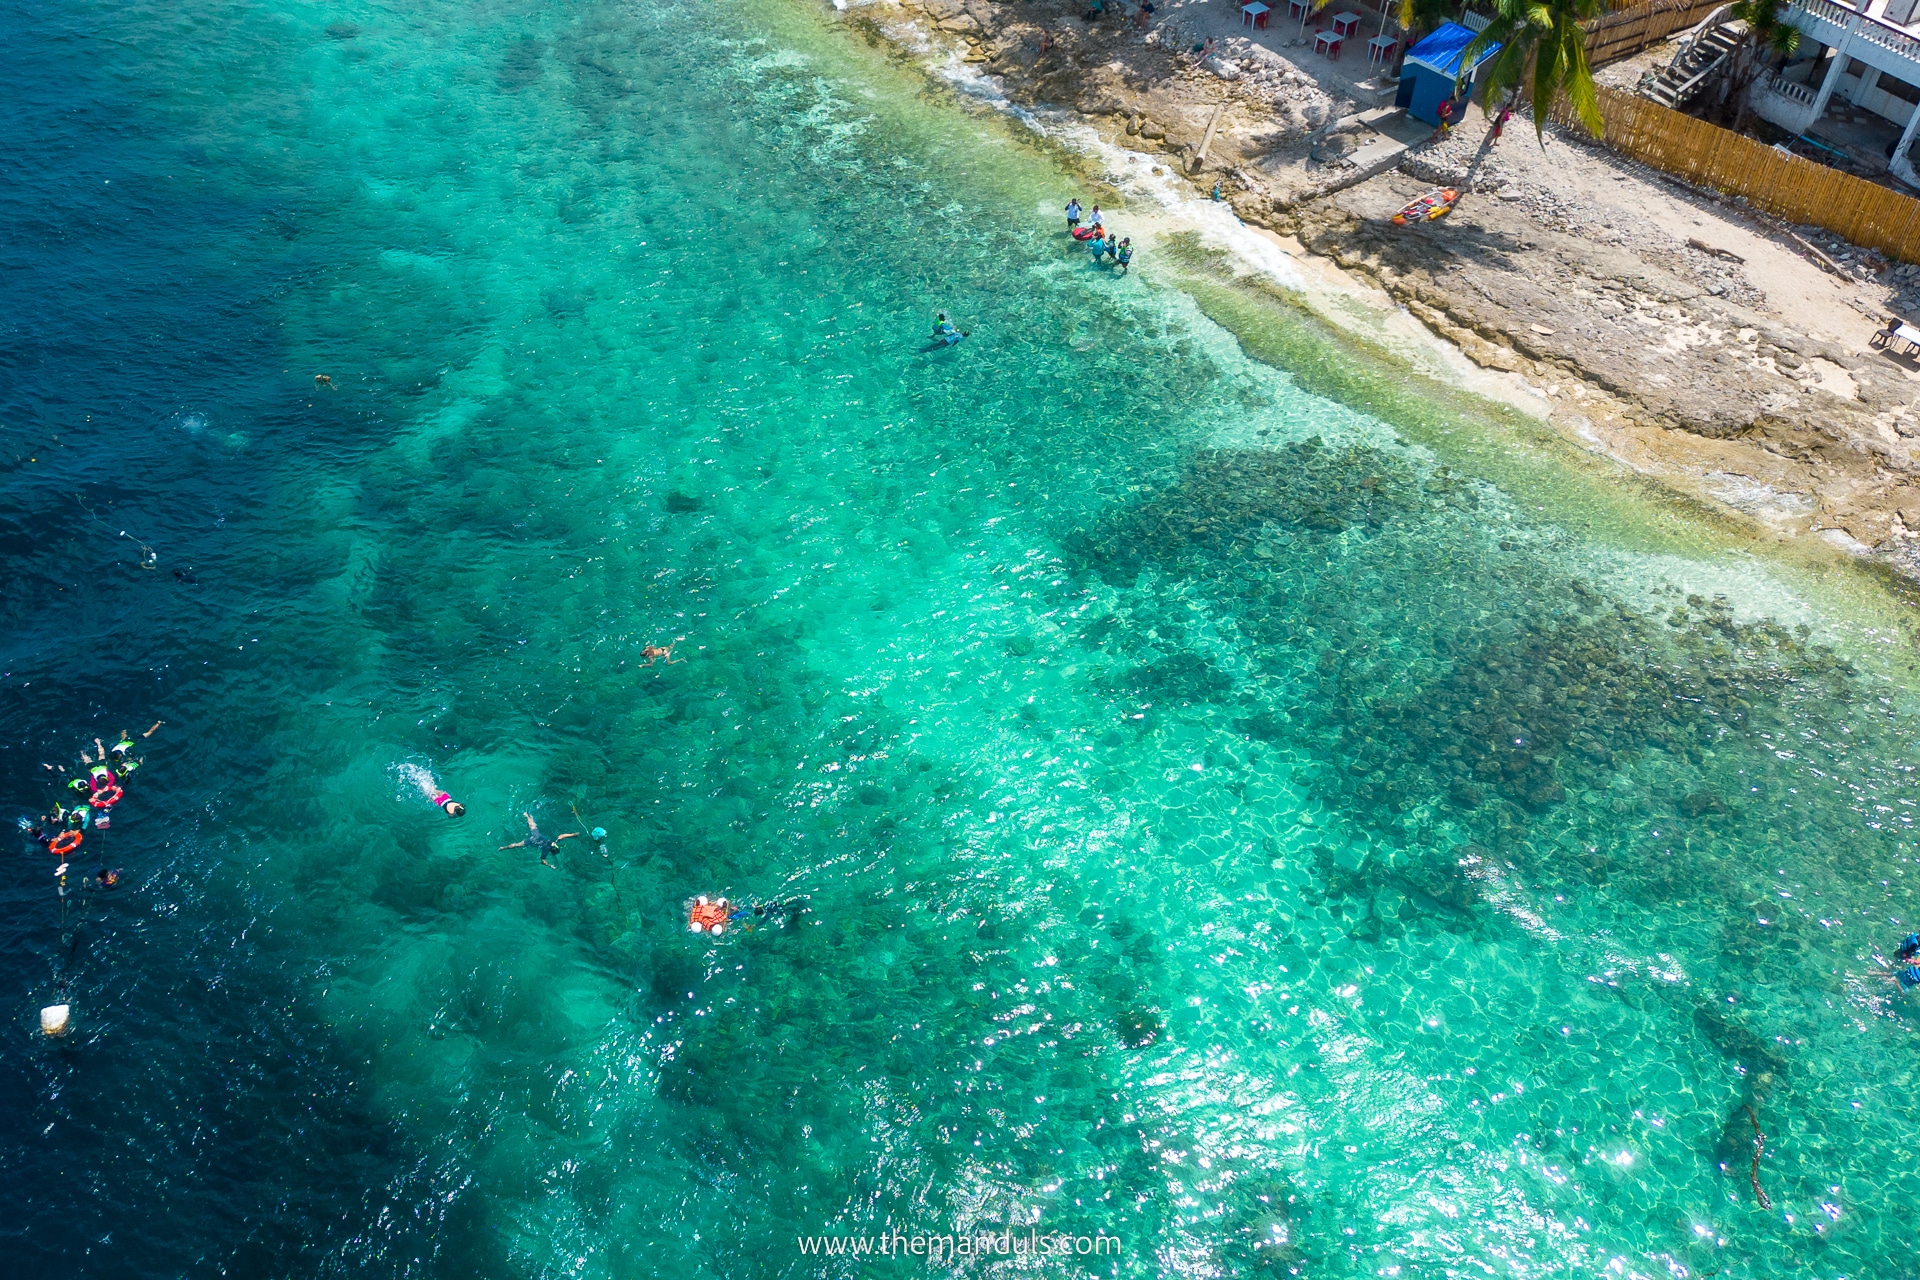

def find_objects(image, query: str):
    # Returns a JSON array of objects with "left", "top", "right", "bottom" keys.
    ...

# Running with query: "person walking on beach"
[
  {"left": 1065, "top": 197, "right": 1082, "bottom": 232},
  {"left": 1436, "top": 97, "right": 1454, "bottom": 138},
  {"left": 500, "top": 812, "right": 579, "bottom": 868}
]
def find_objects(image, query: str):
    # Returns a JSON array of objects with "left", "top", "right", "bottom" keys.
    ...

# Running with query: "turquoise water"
[{"left": 4, "top": 0, "right": 1919, "bottom": 1275}]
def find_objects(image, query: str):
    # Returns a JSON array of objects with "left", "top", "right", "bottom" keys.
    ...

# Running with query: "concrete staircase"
[{"left": 1644, "top": 10, "right": 1747, "bottom": 109}]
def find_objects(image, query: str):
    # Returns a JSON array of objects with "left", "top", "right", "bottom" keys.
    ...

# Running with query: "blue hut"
[{"left": 1396, "top": 22, "right": 1501, "bottom": 125}]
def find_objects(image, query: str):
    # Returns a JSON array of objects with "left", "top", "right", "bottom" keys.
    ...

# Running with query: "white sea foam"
[{"left": 394, "top": 761, "right": 440, "bottom": 804}]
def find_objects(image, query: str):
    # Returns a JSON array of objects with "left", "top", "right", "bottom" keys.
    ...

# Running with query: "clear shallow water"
[{"left": 3, "top": 0, "right": 1919, "bottom": 1277}]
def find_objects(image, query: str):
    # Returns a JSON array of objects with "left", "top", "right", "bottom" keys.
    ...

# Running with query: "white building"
[{"left": 1751, "top": 0, "right": 1920, "bottom": 186}]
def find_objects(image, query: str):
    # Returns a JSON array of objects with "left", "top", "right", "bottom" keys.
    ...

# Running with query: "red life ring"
[
  {"left": 89, "top": 785, "right": 124, "bottom": 810},
  {"left": 687, "top": 897, "right": 731, "bottom": 934},
  {"left": 49, "top": 831, "right": 82, "bottom": 856}
]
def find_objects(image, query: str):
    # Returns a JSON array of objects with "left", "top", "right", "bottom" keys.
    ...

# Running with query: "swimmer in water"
[
  {"left": 640, "top": 638, "right": 684, "bottom": 667},
  {"left": 751, "top": 896, "right": 809, "bottom": 924},
  {"left": 315, "top": 374, "right": 334, "bottom": 389},
  {"left": 109, "top": 723, "right": 159, "bottom": 760},
  {"left": 923, "top": 315, "right": 969, "bottom": 351},
  {"left": 92, "top": 867, "right": 122, "bottom": 890},
  {"left": 500, "top": 812, "right": 579, "bottom": 867},
  {"left": 1882, "top": 932, "right": 1920, "bottom": 991},
  {"left": 404, "top": 763, "right": 465, "bottom": 816},
  {"left": 717, "top": 895, "right": 809, "bottom": 931}
]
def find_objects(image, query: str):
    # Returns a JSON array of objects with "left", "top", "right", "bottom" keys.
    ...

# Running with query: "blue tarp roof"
[{"left": 1403, "top": 21, "right": 1499, "bottom": 77}]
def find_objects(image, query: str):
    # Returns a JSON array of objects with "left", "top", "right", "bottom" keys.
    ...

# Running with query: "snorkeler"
[
  {"left": 640, "top": 638, "right": 684, "bottom": 666},
  {"left": 108, "top": 723, "right": 157, "bottom": 763},
  {"left": 745, "top": 896, "right": 809, "bottom": 926},
  {"left": 1884, "top": 932, "right": 1920, "bottom": 991},
  {"left": 500, "top": 812, "right": 579, "bottom": 868},
  {"left": 923, "top": 315, "right": 968, "bottom": 352},
  {"left": 315, "top": 374, "right": 334, "bottom": 389},
  {"left": 1891, "top": 931, "right": 1920, "bottom": 991},
  {"left": 91, "top": 867, "right": 122, "bottom": 891}
]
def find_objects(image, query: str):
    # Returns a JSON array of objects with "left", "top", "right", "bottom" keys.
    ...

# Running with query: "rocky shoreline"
[{"left": 848, "top": 0, "right": 1920, "bottom": 587}]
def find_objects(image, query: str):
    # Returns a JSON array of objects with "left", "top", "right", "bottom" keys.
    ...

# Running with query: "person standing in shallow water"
[
  {"left": 500, "top": 812, "right": 578, "bottom": 868},
  {"left": 1065, "top": 197, "right": 1082, "bottom": 232}
]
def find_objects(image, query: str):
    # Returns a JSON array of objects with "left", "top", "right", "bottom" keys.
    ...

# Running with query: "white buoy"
[
  {"left": 40, "top": 1004, "right": 71, "bottom": 1037},
  {"left": 689, "top": 921, "right": 704, "bottom": 933},
  {"left": 710, "top": 922, "right": 724, "bottom": 935}
]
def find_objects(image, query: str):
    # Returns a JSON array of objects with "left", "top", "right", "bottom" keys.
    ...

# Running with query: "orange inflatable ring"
[
  {"left": 49, "top": 831, "right": 82, "bottom": 856},
  {"left": 89, "top": 785, "right": 124, "bottom": 810},
  {"left": 687, "top": 897, "right": 731, "bottom": 935}
]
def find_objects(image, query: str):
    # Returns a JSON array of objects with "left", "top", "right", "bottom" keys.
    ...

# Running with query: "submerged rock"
[{"left": 1116, "top": 1007, "right": 1163, "bottom": 1048}]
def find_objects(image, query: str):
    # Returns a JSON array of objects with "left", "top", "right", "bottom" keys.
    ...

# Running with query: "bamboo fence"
[
  {"left": 1548, "top": 86, "right": 1920, "bottom": 261},
  {"left": 1582, "top": 0, "right": 1729, "bottom": 67}
]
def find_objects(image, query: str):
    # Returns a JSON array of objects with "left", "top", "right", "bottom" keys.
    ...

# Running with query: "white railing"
[
  {"left": 1766, "top": 70, "right": 1819, "bottom": 103},
  {"left": 1668, "top": 2, "right": 1735, "bottom": 65},
  {"left": 1787, "top": 0, "right": 1920, "bottom": 60}
]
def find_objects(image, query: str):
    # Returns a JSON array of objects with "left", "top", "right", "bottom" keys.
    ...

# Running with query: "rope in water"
[{"left": 1744, "top": 1105, "right": 1772, "bottom": 1210}]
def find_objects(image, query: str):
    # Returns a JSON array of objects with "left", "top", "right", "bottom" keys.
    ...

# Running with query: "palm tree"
[
  {"left": 1459, "top": 0, "right": 1611, "bottom": 140},
  {"left": 1398, "top": 0, "right": 1463, "bottom": 44},
  {"left": 1726, "top": 0, "right": 1801, "bottom": 129}
]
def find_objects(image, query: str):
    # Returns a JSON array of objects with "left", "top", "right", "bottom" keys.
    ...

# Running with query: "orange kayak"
[{"left": 1393, "top": 188, "right": 1458, "bottom": 225}]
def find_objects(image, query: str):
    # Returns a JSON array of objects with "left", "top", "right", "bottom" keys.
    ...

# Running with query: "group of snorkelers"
[
  {"left": 23, "top": 722, "right": 162, "bottom": 892},
  {"left": 1064, "top": 198, "right": 1134, "bottom": 271},
  {"left": 448, "top": 791, "right": 800, "bottom": 934}
]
